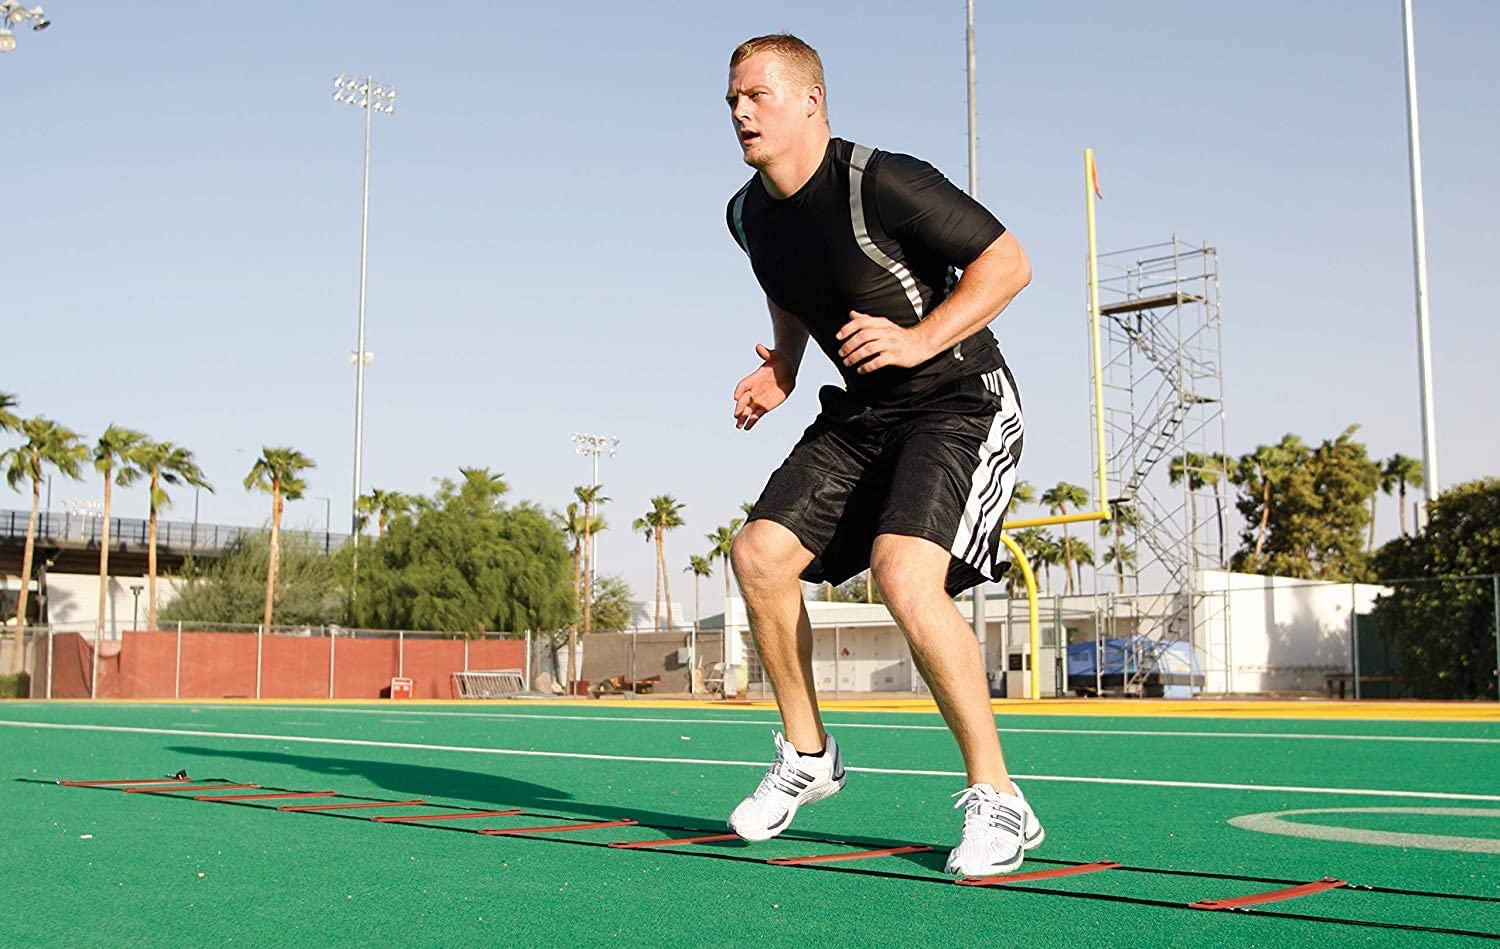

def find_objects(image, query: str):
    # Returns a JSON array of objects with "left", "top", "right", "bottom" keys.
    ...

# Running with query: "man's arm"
[
  {"left": 836, "top": 232, "right": 1030, "bottom": 374},
  {"left": 733, "top": 298, "right": 811, "bottom": 430}
]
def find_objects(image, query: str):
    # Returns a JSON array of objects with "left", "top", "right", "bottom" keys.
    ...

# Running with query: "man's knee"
[
  {"left": 732, "top": 520, "right": 812, "bottom": 593},
  {"left": 871, "top": 535, "right": 949, "bottom": 623}
]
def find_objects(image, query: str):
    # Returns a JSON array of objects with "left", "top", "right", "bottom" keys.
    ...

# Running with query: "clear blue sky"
[{"left": 6, "top": 1, "right": 1496, "bottom": 618}]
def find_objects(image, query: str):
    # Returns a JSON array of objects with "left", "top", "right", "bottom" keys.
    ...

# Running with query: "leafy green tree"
[
  {"left": 130, "top": 440, "right": 212, "bottom": 630},
  {"left": 588, "top": 574, "right": 636, "bottom": 632},
  {"left": 1385, "top": 453, "right": 1425, "bottom": 537},
  {"left": 1232, "top": 427, "right": 1380, "bottom": 580},
  {"left": 1041, "top": 482, "right": 1089, "bottom": 594},
  {"left": 164, "top": 533, "right": 342, "bottom": 626},
  {"left": 1371, "top": 478, "right": 1500, "bottom": 698},
  {"left": 244, "top": 447, "right": 313, "bottom": 631},
  {"left": 3, "top": 418, "right": 86, "bottom": 662},
  {"left": 351, "top": 475, "right": 574, "bottom": 636},
  {"left": 92, "top": 426, "right": 147, "bottom": 636},
  {"left": 685, "top": 555, "right": 713, "bottom": 627}
]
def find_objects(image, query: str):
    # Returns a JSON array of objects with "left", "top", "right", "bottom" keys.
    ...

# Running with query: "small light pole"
[
  {"left": 130, "top": 584, "right": 144, "bottom": 632},
  {"left": 0, "top": 3, "right": 50, "bottom": 53}
]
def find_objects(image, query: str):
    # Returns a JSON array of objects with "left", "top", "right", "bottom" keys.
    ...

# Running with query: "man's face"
[{"left": 726, "top": 52, "right": 816, "bottom": 169}]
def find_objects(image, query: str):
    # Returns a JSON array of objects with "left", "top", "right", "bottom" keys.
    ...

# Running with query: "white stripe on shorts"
[{"left": 949, "top": 367, "right": 1024, "bottom": 579}]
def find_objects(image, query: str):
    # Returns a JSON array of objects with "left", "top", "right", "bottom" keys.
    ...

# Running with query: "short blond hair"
[{"left": 730, "top": 34, "right": 828, "bottom": 120}]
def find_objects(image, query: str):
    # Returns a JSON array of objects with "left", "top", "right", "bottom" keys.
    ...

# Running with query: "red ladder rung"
[
  {"left": 123, "top": 783, "right": 260, "bottom": 794},
  {"left": 194, "top": 791, "right": 339, "bottom": 802},
  {"left": 769, "top": 845, "right": 932, "bottom": 866},
  {"left": 1190, "top": 877, "right": 1346, "bottom": 911},
  {"left": 480, "top": 819, "right": 638, "bottom": 836},
  {"left": 959, "top": 860, "right": 1122, "bottom": 886},
  {"left": 279, "top": 799, "right": 427, "bottom": 812},
  {"left": 609, "top": 833, "right": 741, "bottom": 850},
  {"left": 373, "top": 809, "right": 524, "bottom": 823}
]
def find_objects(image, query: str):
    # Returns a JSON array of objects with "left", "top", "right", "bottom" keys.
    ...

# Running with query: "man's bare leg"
[
  {"left": 871, "top": 533, "right": 1012, "bottom": 791},
  {"left": 730, "top": 519, "right": 824, "bottom": 752}
]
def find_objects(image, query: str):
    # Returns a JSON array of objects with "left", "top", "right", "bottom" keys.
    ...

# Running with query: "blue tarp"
[{"left": 1067, "top": 637, "right": 1202, "bottom": 695}]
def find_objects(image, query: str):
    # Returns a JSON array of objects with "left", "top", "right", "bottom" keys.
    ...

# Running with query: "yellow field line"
[{"left": 11, "top": 696, "right": 1498, "bottom": 721}]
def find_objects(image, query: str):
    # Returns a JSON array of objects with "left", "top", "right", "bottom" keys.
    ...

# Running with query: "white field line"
[
  {"left": 106, "top": 703, "right": 1500, "bottom": 746},
  {"left": 7, "top": 719, "right": 1500, "bottom": 803}
]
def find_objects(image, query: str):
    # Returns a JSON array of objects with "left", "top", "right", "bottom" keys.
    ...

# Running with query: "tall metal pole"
[
  {"left": 352, "top": 77, "right": 373, "bottom": 543},
  {"left": 966, "top": 0, "right": 988, "bottom": 658},
  {"left": 1401, "top": 0, "right": 1440, "bottom": 503},
  {"left": 966, "top": 0, "right": 978, "bottom": 199},
  {"left": 334, "top": 73, "right": 396, "bottom": 583}
]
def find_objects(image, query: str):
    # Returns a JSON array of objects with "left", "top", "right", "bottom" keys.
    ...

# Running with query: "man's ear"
[{"left": 806, "top": 84, "right": 824, "bottom": 118}]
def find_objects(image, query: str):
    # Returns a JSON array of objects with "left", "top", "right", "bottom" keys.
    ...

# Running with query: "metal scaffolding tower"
[{"left": 1095, "top": 237, "right": 1230, "bottom": 692}]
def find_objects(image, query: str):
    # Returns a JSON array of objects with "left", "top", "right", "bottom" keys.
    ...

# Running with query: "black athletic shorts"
[{"left": 748, "top": 364, "right": 1024, "bottom": 596}]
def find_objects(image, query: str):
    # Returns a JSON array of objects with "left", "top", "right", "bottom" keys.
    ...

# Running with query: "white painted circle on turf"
[{"left": 1229, "top": 807, "right": 1500, "bottom": 853}]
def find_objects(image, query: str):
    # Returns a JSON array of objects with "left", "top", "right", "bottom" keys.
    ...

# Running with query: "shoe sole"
[{"left": 729, "top": 774, "right": 846, "bottom": 843}]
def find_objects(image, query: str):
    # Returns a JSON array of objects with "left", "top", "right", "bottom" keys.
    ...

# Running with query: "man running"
[{"left": 721, "top": 34, "right": 1040, "bottom": 876}]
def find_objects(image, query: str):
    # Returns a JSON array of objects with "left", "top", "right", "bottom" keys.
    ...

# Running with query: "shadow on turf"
[{"left": 162, "top": 745, "right": 950, "bottom": 871}]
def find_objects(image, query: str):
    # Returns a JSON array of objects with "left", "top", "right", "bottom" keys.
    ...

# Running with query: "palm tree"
[
  {"left": 1099, "top": 504, "right": 1141, "bottom": 594},
  {"left": 706, "top": 519, "right": 743, "bottom": 636},
  {"left": 632, "top": 495, "right": 686, "bottom": 631},
  {"left": 685, "top": 555, "right": 712, "bottom": 627},
  {"left": 243, "top": 448, "right": 314, "bottom": 633},
  {"left": 1167, "top": 452, "right": 1209, "bottom": 569},
  {"left": 1384, "top": 454, "right": 1424, "bottom": 536},
  {"left": 570, "top": 484, "right": 609, "bottom": 693},
  {"left": 1011, "top": 479, "right": 1037, "bottom": 508},
  {"left": 92, "top": 426, "right": 147, "bottom": 637},
  {"left": 1035, "top": 534, "right": 1063, "bottom": 597},
  {"left": 3, "top": 418, "right": 86, "bottom": 668},
  {"left": 358, "top": 488, "right": 411, "bottom": 538},
  {"left": 458, "top": 467, "right": 508, "bottom": 503},
  {"left": 1102, "top": 542, "right": 1136, "bottom": 588},
  {"left": 573, "top": 485, "right": 610, "bottom": 634},
  {"left": 631, "top": 513, "right": 660, "bottom": 627},
  {"left": 1007, "top": 527, "right": 1051, "bottom": 597},
  {"left": 0, "top": 392, "right": 19, "bottom": 434},
  {"left": 1040, "top": 481, "right": 1090, "bottom": 594},
  {"left": 650, "top": 496, "right": 685, "bottom": 630},
  {"left": 1368, "top": 463, "right": 1398, "bottom": 553},
  {"left": 132, "top": 441, "right": 212, "bottom": 631},
  {"left": 1232, "top": 435, "right": 1303, "bottom": 563}
]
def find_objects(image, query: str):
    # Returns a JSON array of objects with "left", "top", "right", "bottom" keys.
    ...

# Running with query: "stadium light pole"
[
  {"left": 571, "top": 433, "right": 619, "bottom": 622},
  {"left": 0, "top": 3, "right": 50, "bottom": 52},
  {"left": 964, "top": 0, "right": 990, "bottom": 671},
  {"left": 332, "top": 73, "right": 396, "bottom": 574},
  {"left": 1400, "top": 0, "right": 1440, "bottom": 508}
]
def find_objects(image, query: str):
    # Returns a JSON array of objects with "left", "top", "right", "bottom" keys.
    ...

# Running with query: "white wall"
[
  {"left": 1199, "top": 570, "right": 1386, "bottom": 693},
  {"left": 43, "top": 572, "right": 182, "bottom": 634}
]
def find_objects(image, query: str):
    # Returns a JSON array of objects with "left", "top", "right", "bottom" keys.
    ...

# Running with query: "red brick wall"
[{"left": 44, "top": 631, "right": 527, "bottom": 700}]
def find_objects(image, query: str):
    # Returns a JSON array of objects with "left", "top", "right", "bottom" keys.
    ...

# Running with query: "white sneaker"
[
  {"left": 944, "top": 782, "right": 1045, "bottom": 876},
  {"left": 728, "top": 732, "right": 845, "bottom": 842}
]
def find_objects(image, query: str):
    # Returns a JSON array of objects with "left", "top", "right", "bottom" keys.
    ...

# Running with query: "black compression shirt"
[{"left": 727, "top": 137, "right": 1008, "bottom": 405}]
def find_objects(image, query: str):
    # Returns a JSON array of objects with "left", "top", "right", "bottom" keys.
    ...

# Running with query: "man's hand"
[
  {"left": 835, "top": 310, "right": 934, "bottom": 374},
  {"left": 732, "top": 343, "right": 796, "bottom": 431}
]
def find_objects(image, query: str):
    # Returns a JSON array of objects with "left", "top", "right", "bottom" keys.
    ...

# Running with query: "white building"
[{"left": 700, "top": 569, "right": 1385, "bottom": 697}]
